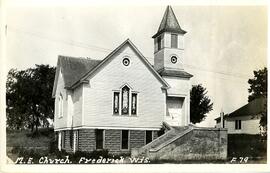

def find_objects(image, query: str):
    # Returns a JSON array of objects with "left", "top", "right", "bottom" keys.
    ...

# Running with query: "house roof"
[
  {"left": 52, "top": 56, "right": 101, "bottom": 97},
  {"left": 215, "top": 97, "right": 266, "bottom": 121},
  {"left": 152, "top": 5, "right": 187, "bottom": 38},
  {"left": 158, "top": 68, "right": 193, "bottom": 78}
]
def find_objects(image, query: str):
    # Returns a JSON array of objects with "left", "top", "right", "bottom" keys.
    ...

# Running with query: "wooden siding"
[
  {"left": 54, "top": 69, "right": 68, "bottom": 129},
  {"left": 225, "top": 116, "right": 262, "bottom": 134},
  {"left": 163, "top": 76, "right": 191, "bottom": 126},
  {"left": 83, "top": 44, "right": 165, "bottom": 129},
  {"left": 72, "top": 85, "right": 83, "bottom": 127}
]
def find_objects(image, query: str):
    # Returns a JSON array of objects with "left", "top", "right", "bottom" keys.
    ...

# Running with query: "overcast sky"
[{"left": 4, "top": 2, "right": 267, "bottom": 127}]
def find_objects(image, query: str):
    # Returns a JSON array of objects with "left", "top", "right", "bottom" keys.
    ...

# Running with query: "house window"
[
  {"left": 121, "top": 86, "right": 130, "bottom": 115},
  {"left": 121, "top": 130, "right": 129, "bottom": 150},
  {"left": 96, "top": 129, "right": 104, "bottom": 149},
  {"left": 131, "top": 93, "right": 137, "bottom": 115},
  {"left": 145, "top": 131, "right": 153, "bottom": 144},
  {"left": 157, "top": 36, "right": 162, "bottom": 51},
  {"left": 235, "top": 120, "right": 242, "bottom": 129},
  {"left": 171, "top": 34, "right": 178, "bottom": 48},
  {"left": 113, "top": 92, "right": 120, "bottom": 114},
  {"left": 58, "top": 94, "right": 63, "bottom": 118}
]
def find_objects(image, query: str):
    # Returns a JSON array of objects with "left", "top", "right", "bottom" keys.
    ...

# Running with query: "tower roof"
[{"left": 152, "top": 5, "right": 187, "bottom": 38}]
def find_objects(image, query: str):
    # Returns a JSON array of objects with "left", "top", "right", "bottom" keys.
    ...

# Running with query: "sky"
[{"left": 4, "top": 2, "right": 268, "bottom": 127}]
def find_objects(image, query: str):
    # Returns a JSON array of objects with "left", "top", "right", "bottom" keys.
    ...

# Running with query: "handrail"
[{"left": 149, "top": 126, "right": 194, "bottom": 152}]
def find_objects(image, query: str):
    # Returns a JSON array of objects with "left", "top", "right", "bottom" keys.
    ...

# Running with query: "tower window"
[
  {"left": 171, "top": 56, "right": 177, "bottom": 64},
  {"left": 157, "top": 36, "right": 162, "bottom": 51},
  {"left": 171, "top": 34, "right": 178, "bottom": 48}
]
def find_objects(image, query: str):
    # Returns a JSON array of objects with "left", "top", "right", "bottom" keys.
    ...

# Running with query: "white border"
[{"left": 1, "top": 1, "right": 269, "bottom": 173}]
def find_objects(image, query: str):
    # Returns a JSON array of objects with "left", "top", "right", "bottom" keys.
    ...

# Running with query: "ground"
[{"left": 6, "top": 128, "right": 267, "bottom": 164}]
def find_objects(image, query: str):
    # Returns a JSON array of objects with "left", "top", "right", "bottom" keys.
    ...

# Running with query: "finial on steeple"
[{"left": 152, "top": 5, "right": 186, "bottom": 38}]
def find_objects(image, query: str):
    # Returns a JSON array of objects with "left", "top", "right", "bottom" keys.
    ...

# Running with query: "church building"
[{"left": 52, "top": 6, "right": 193, "bottom": 154}]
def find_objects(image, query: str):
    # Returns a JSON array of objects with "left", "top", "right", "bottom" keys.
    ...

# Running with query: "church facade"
[{"left": 53, "top": 6, "right": 193, "bottom": 154}]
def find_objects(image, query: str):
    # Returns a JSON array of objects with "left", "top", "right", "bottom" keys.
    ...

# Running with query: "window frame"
[
  {"left": 113, "top": 92, "right": 120, "bottom": 115},
  {"left": 121, "top": 130, "right": 130, "bottom": 150},
  {"left": 61, "top": 131, "right": 65, "bottom": 149},
  {"left": 112, "top": 85, "right": 138, "bottom": 116},
  {"left": 121, "top": 86, "right": 130, "bottom": 115},
  {"left": 58, "top": 93, "right": 63, "bottom": 118},
  {"left": 145, "top": 130, "right": 153, "bottom": 145},
  {"left": 157, "top": 36, "right": 162, "bottom": 51},
  {"left": 171, "top": 33, "right": 178, "bottom": 48},
  {"left": 131, "top": 93, "right": 137, "bottom": 115},
  {"left": 235, "top": 120, "right": 242, "bottom": 130},
  {"left": 95, "top": 129, "right": 105, "bottom": 150}
]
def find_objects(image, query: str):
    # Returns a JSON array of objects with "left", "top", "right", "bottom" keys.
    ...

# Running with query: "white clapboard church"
[{"left": 52, "top": 6, "right": 193, "bottom": 154}]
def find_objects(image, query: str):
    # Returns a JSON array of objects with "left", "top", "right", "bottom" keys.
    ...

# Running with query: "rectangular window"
[
  {"left": 61, "top": 131, "right": 65, "bottom": 149},
  {"left": 96, "top": 129, "right": 104, "bottom": 149},
  {"left": 113, "top": 92, "right": 120, "bottom": 114},
  {"left": 145, "top": 131, "right": 153, "bottom": 144},
  {"left": 171, "top": 34, "right": 178, "bottom": 48},
  {"left": 157, "top": 36, "right": 161, "bottom": 51},
  {"left": 121, "top": 130, "right": 129, "bottom": 150},
  {"left": 70, "top": 130, "right": 73, "bottom": 149},
  {"left": 235, "top": 120, "right": 242, "bottom": 129},
  {"left": 58, "top": 95, "right": 63, "bottom": 118},
  {"left": 131, "top": 93, "right": 137, "bottom": 115}
]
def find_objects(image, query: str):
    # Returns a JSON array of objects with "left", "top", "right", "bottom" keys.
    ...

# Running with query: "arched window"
[{"left": 121, "top": 86, "right": 130, "bottom": 115}]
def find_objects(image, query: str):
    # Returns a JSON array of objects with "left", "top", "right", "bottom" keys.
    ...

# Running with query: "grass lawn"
[
  {"left": 227, "top": 134, "right": 267, "bottom": 163},
  {"left": 6, "top": 128, "right": 54, "bottom": 148},
  {"left": 6, "top": 129, "right": 267, "bottom": 164}
]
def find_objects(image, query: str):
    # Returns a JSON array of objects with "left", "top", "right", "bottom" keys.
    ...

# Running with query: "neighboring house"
[{"left": 215, "top": 97, "right": 266, "bottom": 134}]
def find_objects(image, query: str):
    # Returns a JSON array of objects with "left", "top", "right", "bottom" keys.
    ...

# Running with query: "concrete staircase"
[{"left": 131, "top": 122, "right": 193, "bottom": 157}]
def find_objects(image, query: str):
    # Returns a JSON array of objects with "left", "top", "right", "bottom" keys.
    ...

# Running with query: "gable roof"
[
  {"left": 52, "top": 39, "right": 170, "bottom": 97},
  {"left": 70, "top": 39, "right": 170, "bottom": 89},
  {"left": 215, "top": 97, "right": 266, "bottom": 121},
  {"left": 152, "top": 5, "right": 187, "bottom": 38},
  {"left": 52, "top": 56, "right": 101, "bottom": 97},
  {"left": 158, "top": 68, "right": 193, "bottom": 78}
]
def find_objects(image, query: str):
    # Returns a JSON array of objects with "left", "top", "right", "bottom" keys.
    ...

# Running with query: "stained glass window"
[
  {"left": 122, "top": 86, "right": 130, "bottom": 115},
  {"left": 113, "top": 92, "right": 119, "bottom": 114},
  {"left": 131, "top": 93, "right": 137, "bottom": 115}
]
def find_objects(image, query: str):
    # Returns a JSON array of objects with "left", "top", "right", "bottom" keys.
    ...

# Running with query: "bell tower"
[{"left": 153, "top": 6, "right": 187, "bottom": 72}]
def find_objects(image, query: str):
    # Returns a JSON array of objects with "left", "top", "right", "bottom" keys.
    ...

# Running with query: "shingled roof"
[
  {"left": 215, "top": 97, "right": 266, "bottom": 121},
  {"left": 158, "top": 68, "right": 193, "bottom": 78},
  {"left": 57, "top": 55, "right": 102, "bottom": 88},
  {"left": 152, "top": 5, "right": 187, "bottom": 38}
]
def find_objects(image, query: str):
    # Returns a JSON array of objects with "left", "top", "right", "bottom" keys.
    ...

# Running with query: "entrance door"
[{"left": 166, "top": 97, "right": 184, "bottom": 126}]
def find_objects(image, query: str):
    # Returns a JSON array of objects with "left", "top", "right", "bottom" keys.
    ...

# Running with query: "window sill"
[
  {"left": 112, "top": 114, "right": 138, "bottom": 117},
  {"left": 58, "top": 116, "right": 63, "bottom": 119}
]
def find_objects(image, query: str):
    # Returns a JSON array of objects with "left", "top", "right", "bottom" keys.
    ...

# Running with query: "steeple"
[
  {"left": 153, "top": 5, "right": 187, "bottom": 72},
  {"left": 152, "top": 5, "right": 186, "bottom": 38}
]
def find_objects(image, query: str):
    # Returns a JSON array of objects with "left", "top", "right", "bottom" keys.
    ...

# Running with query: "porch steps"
[{"left": 132, "top": 122, "right": 193, "bottom": 157}]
